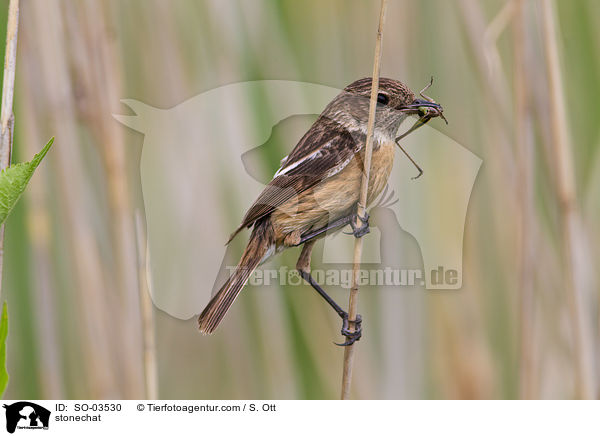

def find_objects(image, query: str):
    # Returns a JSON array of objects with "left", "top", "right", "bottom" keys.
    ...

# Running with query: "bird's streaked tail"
[{"left": 198, "top": 218, "right": 274, "bottom": 334}]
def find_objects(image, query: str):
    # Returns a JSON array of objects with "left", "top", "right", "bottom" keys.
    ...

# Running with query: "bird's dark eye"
[{"left": 377, "top": 93, "right": 389, "bottom": 105}]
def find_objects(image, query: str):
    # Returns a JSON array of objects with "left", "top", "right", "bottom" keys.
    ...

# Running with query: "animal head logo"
[
  {"left": 3, "top": 402, "right": 50, "bottom": 433},
  {"left": 114, "top": 80, "right": 481, "bottom": 320}
]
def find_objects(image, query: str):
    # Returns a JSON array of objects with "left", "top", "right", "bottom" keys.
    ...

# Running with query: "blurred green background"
[{"left": 1, "top": 0, "right": 599, "bottom": 399}]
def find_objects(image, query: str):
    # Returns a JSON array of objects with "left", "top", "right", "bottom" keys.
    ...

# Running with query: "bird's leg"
[
  {"left": 296, "top": 241, "right": 362, "bottom": 346},
  {"left": 296, "top": 214, "right": 354, "bottom": 245},
  {"left": 296, "top": 241, "right": 345, "bottom": 318},
  {"left": 296, "top": 207, "right": 370, "bottom": 246}
]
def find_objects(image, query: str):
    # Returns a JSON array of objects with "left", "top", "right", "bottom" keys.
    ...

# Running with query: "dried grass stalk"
[{"left": 341, "top": 0, "right": 388, "bottom": 400}]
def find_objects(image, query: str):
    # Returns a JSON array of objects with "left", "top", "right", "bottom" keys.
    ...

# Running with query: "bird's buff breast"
[{"left": 271, "top": 140, "right": 395, "bottom": 245}]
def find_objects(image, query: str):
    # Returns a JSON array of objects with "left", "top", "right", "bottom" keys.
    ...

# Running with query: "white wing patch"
[
  {"left": 273, "top": 146, "right": 325, "bottom": 177},
  {"left": 271, "top": 125, "right": 391, "bottom": 182}
]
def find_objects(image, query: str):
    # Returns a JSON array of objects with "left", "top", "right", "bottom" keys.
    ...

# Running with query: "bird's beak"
[
  {"left": 399, "top": 98, "right": 447, "bottom": 124},
  {"left": 401, "top": 98, "right": 443, "bottom": 115}
]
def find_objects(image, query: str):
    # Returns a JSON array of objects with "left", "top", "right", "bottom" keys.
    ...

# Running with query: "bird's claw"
[
  {"left": 335, "top": 314, "right": 362, "bottom": 346},
  {"left": 343, "top": 212, "right": 370, "bottom": 238}
]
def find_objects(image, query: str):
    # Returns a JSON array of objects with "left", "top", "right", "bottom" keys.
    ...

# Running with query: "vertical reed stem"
[
  {"left": 340, "top": 0, "right": 388, "bottom": 400},
  {"left": 135, "top": 212, "right": 158, "bottom": 400},
  {"left": 540, "top": 0, "right": 595, "bottom": 399},
  {"left": 0, "top": 0, "right": 20, "bottom": 301},
  {"left": 513, "top": 0, "right": 536, "bottom": 399}
]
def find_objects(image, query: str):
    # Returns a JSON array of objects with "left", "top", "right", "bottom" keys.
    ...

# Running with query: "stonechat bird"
[{"left": 199, "top": 77, "right": 445, "bottom": 345}]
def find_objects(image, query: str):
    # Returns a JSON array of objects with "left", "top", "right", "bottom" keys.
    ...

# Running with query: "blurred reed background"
[{"left": 1, "top": 0, "right": 599, "bottom": 399}]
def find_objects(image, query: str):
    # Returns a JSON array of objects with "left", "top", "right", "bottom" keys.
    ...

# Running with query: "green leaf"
[
  {"left": 0, "top": 137, "right": 54, "bottom": 225},
  {"left": 0, "top": 302, "right": 8, "bottom": 396}
]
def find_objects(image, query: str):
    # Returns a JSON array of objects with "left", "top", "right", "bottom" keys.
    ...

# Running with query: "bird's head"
[{"left": 323, "top": 77, "right": 445, "bottom": 138}]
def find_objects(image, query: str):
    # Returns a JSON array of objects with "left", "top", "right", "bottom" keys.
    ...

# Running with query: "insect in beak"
[
  {"left": 395, "top": 77, "right": 448, "bottom": 179},
  {"left": 398, "top": 77, "right": 448, "bottom": 126}
]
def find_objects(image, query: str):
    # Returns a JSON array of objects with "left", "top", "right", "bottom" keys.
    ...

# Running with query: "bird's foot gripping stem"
[
  {"left": 335, "top": 313, "right": 362, "bottom": 346},
  {"left": 344, "top": 212, "right": 369, "bottom": 238}
]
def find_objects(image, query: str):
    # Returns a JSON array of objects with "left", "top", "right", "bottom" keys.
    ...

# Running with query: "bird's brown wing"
[{"left": 227, "top": 118, "right": 365, "bottom": 243}]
